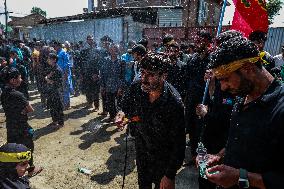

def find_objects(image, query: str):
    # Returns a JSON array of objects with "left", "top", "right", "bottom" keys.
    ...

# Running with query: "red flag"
[{"left": 231, "top": 0, "right": 269, "bottom": 37}]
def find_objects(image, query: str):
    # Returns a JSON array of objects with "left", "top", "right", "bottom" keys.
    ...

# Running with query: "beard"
[{"left": 227, "top": 73, "right": 254, "bottom": 97}]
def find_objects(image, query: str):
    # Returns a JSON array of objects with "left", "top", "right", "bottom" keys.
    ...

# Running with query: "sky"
[{"left": 0, "top": 0, "right": 283, "bottom": 27}]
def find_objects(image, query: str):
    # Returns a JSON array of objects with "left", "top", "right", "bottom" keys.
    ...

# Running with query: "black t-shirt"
[
  {"left": 45, "top": 65, "right": 63, "bottom": 94},
  {"left": 0, "top": 86, "right": 29, "bottom": 128},
  {"left": 202, "top": 81, "right": 234, "bottom": 154},
  {"left": 224, "top": 80, "right": 284, "bottom": 189},
  {"left": 185, "top": 53, "right": 210, "bottom": 105},
  {"left": 121, "top": 80, "right": 186, "bottom": 179}
]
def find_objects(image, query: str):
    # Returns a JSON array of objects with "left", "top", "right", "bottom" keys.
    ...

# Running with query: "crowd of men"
[{"left": 0, "top": 29, "right": 284, "bottom": 189}]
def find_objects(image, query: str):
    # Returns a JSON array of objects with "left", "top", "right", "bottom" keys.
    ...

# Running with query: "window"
[{"left": 198, "top": 0, "right": 209, "bottom": 25}]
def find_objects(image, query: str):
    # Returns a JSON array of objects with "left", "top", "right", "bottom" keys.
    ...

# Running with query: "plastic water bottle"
[
  {"left": 78, "top": 167, "right": 92, "bottom": 175},
  {"left": 196, "top": 142, "right": 208, "bottom": 179}
]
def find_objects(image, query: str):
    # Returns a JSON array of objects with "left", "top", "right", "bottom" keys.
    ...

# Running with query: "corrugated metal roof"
[{"left": 265, "top": 27, "right": 284, "bottom": 56}]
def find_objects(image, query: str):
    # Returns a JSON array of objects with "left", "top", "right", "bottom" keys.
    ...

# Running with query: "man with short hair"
[
  {"left": 131, "top": 44, "right": 147, "bottom": 82},
  {"left": 80, "top": 35, "right": 100, "bottom": 110},
  {"left": 205, "top": 35, "right": 284, "bottom": 188},
  {"left": 45, "top": 53, "right": 64, "bottom": 127},
  {"left": 0, "top": 67, "right": 42, "bottom": 177},
  {"left": 100, "top": 44, "right": 123, "bottom": 121},
  {"left": 184, "top": 30, "right": 212, "bottom": 157},
  {"left": 8, "top": 50, "right": 29, "bottom": 99},
  {"left": 118, "top": 54, "right": 186, "bottom": 189},
  {"left": 53, "top": 41, "right": 72, "bottom": 109},
  {"left": 165, "top": 42, "right": 187, "bottom": 100},
  {"left": 248, "top": 30, "right": 276, "bottom": 74}
]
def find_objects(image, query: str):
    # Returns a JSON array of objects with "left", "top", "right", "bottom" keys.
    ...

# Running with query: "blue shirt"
[
  {"left": 121, "top": 53, "right": 134, "bottom": 84},
  {"left": 57, "top": 49, "right": 70, "bottom": 73}
]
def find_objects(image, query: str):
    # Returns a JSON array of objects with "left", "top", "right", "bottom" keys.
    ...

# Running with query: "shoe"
[
  {"left": 93, "top": 107, "right": 99, "bottom": 112},
  {"left": 84, "top": 104, "right": 93, "bottom": 109},
  {"left": 51, "top": 121, "right": 58, "bottom": 125},
  {"left": 57, "top": 124, "right": 64, "bottom": 128},
  {"left": 64, "top": 106, "right": 71, "bottom": 110},
  {"left": 98, "top": 111, "right": 108, "bottom": 116}
]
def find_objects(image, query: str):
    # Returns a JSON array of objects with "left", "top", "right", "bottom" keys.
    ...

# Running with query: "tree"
[
  {"left": 31, "top": 7, "right": 47, "bottom": 17},
  {"left": 0, "top": 23, "right": 13, "bottom": 33},
  {"left": 267, "top": 0, "right": 283, "bottom": 24}
]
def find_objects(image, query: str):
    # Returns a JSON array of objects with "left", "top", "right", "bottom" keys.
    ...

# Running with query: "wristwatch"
[{"left": 239, "top": 168, "right": 249, "bottom": 188}]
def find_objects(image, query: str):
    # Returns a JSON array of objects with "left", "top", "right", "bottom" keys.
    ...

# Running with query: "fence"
[{"left": 264, "top": 27, "right": 284, "bottom": 56}]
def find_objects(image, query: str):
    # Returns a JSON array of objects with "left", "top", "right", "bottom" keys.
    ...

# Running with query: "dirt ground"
[{"left": 0, "top": 85, "right": 198, "bottom": 189}]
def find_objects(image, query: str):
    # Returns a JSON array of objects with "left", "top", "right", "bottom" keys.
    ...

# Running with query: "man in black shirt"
[
  {"left": 45, "top": 53, "right": 64, "bottom": 127},
  {"left": 185, "top": 30, "right": 212, "bottom": 158},
  {"left": 0, "top": 67, "right": 42, "bottom": 177},
  {"left": 8, "top": 50, "right": 29, "bottom": 99},
  {"left": 205, "top": 34, "right": 284, "bottom": 188},
  {"left": 195, "top": 71, "right": 234, "bottom": 189},
  {"left": 118, "top": 54, "right": 186, "bottom": 189},
  {"left": 165, "top": 42, "right": 187, "bottom": 100}
]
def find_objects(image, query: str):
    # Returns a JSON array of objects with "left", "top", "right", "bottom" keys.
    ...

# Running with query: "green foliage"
[
  {"left": 31, "top": 7, "right": 47, "bottom": 17},
  {"left": 0, "top": 23, "right": 13, "bottom": 33},
  {"left": 267, "top": 0, "right": 283, "bottom": 24}
]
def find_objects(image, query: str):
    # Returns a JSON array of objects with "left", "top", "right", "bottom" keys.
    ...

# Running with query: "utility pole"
[
  {"left": 0, "top": 0, "right": 13, "bottom": 39},
  {"left": 4, "top": 0, "right": 7, "bottom": 35}
]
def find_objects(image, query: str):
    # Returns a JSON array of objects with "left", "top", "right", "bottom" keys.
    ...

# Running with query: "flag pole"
[
  {"left": 217, "top": 0, "right": 228, "bottom": 36},
  {"left": 197, "top": 0, "right": 229, "bottom": 176},
  {"left": 202, "top": 0, "right": 228, "bottom": 104}
]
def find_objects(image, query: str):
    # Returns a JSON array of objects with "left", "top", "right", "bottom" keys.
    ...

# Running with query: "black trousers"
[
  {"left": 7, "top": 126, "right": 34, "bottom": 167},
  {"left": 86, "top": 91, "right": 99, "bottom": 108},
  {"left": 135, "top": 139, "right": 165, "bottom": 189},
  {"left": 84, "top": 75, "right": 100, "bottom": 108},
  {"left": 47, "top": 92, "right": 64, "bottom": 125},
  {"left": 101, "top": 93, "right": 107, "bottom": 112},
  {"left": 105, "top": 92, "right": 117, "bottom": 118}
]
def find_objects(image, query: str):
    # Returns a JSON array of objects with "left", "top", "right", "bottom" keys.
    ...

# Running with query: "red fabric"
[{"left": 231, "top": 0, "right": 268, "bottom": 37}]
